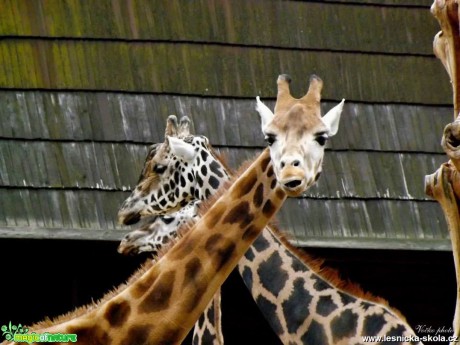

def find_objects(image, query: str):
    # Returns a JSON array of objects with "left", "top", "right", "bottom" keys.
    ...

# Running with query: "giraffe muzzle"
[
  {"left": 118, "top": 211, "right": 141, "bottom": 225},
  {"left": 278, "top": 167, "right": 307, "bottom": 196}
]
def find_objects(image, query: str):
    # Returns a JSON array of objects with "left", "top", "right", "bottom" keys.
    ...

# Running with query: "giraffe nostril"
[
  {"left": 281, "top": 162, "right": 286, "bottom": 169},
  {"left": 292, "top": 160, "right": 300, "bottom": 167}
]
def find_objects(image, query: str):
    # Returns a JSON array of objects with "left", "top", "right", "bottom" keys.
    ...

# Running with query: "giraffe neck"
[
  {"left": 27, "top": 149, "right": 287, "bottom": 345},
  {"left": 239, "top": 227, "right": 420, "bottom": 344}
]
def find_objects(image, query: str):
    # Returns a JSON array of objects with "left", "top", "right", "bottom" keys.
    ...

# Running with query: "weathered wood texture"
[
  {"left": 0, "top": 0, "right": 451, "bottom": 249},
  {"left": 0, "top": 0, "right": 437, "bottom": 54},
  {"left": 0, "top": 40, "right": 450, "bottom": 103}
]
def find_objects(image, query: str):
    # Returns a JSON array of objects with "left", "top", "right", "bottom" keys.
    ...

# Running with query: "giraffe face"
[
  {"left": 257, "top": 75, "right": 344, "bottom": 197},
  {"left": 118, "top": 202, "right": 198, "bottom": 255},
  {"left": 118, "top": 116, "right": 228, "bottom": 225}
]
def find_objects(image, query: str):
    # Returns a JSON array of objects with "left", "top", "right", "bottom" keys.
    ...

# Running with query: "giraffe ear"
[
  {"left": 322, "top": 99, "right": 344, "bottom": 137},
  {"left": 167, "top": 136, "right": 197, "bottom": 161},
  {"left": 255, "top": 96, "right": 274, "bottom": 131}
]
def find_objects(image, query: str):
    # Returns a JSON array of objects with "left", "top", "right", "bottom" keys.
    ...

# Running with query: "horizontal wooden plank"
[
  {"left": 277, "top": 198, "right": 448, "bottom": 248},
  {"left": 0, "top": 91, "right": 452, "bottom": 152},
  {"left": 0, "top": 40, "right": 451, "bottom": 104},
  {"left": 0, "top": 189, "right": 128, "bottom": 231},
  {"left": 0, "top": 140, "right": 447, "bottom": 200},
  {"left": 0, "top": 188, "right": 447, "bottom": 249},
  {"left": 0, "top": 0, "right": 438, "bottom": 55}
]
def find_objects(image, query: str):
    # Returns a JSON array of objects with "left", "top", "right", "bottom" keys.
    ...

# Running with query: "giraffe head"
[
  {"left": 257, "top": 74, "right": 344, "bottom": 197},
  {"left": 118, "top": 115, "right": 229, "bottom": 225},
  {"left": 118, "top": 201, "right": 198, "bottom": 255}
]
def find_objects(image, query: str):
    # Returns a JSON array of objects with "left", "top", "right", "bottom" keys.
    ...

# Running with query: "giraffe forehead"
[{"left": 272, "top": 104, "right": 325, "bottom": 133}]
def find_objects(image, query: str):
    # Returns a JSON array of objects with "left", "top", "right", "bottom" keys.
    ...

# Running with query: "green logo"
[
  {"left": 1, "top": 321, "right": 29, "bottom": 341},
  {"left": 1, "top": 322, "right": 77, "bottom": 343}
]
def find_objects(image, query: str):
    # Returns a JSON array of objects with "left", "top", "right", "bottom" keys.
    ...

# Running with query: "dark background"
[{"left": 0, "top": 238, "right": 455, "bottom": 344}]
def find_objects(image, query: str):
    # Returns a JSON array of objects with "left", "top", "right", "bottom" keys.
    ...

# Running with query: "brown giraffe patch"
[
  {"left": 242, "top": 224, "right": 261, "bottom": 242},
  {"left": 262, "top": 199, "right": 276, "bottom": 218},
  {"left": 167, "top": 233, "right": 197, "bottom": 261},
  {"left": 261, "top": 155, "right": 271, "bottom": 172},
  {"left": 139, "top": 270, "right": 175, "bottom": 313},
  {"left": 222, "top": 201, "right": 254, "bottom": 229},
  {"left": 131, "top": 269, "right": 159, "bottom": 299},
  {"left": 182, "top": 258, "right": 207, "bottom": 312},
  {"left": 67, "top": 324, "right": 111, "bottom": 345},
  {"left": 156, "top": 327, "right": 182, "bottom": 345},
  {"left": 205, "top": 233, "right": 223, "bottom": 252},
  {"left": 253, "top": 183, "right": 264, "bottom": 208},
  {"left": 204, "top": 234, "right": 237, "bottom": 271},
  {"left": 276, "top": 188, "right": 285, "bottom": 200},
  {"left": 104, "top": 299, "right": 131, "bottom": 327},
  {"left": 121, "top": 324, "right": 150, "bottom": 345},
  {"left": 267, "top": 165, "right": 274, "bottom": 178}
]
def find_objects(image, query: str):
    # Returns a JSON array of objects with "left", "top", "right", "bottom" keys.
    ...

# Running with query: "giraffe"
[
  {"left": 118, "top": 76, "right": 422, "bottom": 344},
  {"left": 3, "top": 74, "right": 339, "bottom": 345}
]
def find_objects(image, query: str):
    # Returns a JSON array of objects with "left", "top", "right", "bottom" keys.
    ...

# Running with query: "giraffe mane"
[
  {"left": 28, "top": 259, "right": 156, "bottom": 330},
  {"left": 266, "top": 224, "right": 409, "bottom": 322}
]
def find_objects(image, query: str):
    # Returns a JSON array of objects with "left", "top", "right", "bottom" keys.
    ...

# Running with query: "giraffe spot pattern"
[
  {"left": 301, "top": 320, "right": 328, "bottom": 345},
  {"left": 139, "top": 270, "right": 175, "bottom": 313},
  {"left": 67, "top": 325, "right": 111, "bottom": 345},
  {"left": 204, "top": 234, "right": 237, "bottom": 271},
  {"left": 312, "top": 276, "right": 332, "bottom": 291},
  {"left": 282, "top": 278, "right": 312, "bottom": 334},
  {"left": 386, "top": 324, "right": 406, "bottom": 340},
  {"left": 209, "top": 160, "right": 225, "bottom": 178},
  {"left": 339, "top": 291, "right": 357, "bottom": 306},
  {"left": 201, "top": 328, "right": 214, "bottom": 345},
  {"left": 131, "top": 270, "right": 159, "bottom": 298},
  {"left": 104, "top": 299, "right": 131, "bottom": 327},
  {"left": 262, "top": 199, "right": 276, "bottom": 218},
  {"left": 363, "top": 313, "right": 386, "bottom": 336},
  {"left": 257, "top": 251, "right": 288, "bottom": 297},
  {"left": 252, "top": 233, "right": 270, "bottom": 252},
  {"left": 261, "top": 155, "right": 271, "bottom": 172},
  {"left": 156, "top": 327, "right": 182, "bottom": 345},
  {"left": 286, "top": 251, "right": 309, "bottom": 273},
  {"left": 223, "top": 201, "right": 254, "bottom": 229},
  {"left": 256, "top": 295, "right": 284, "bottom": 336},
  {"left": 253, "top": 183, "right": 264, "bottom": 208},
  {"left": 121, "top": 325, "right": 150, "bottom": 345},
  {"left": 233, "top": 170, "right": 258, "bottom": 199},
  {"left": 208, "top": 175, "right": 220, "bottom": 189},
  {"left": 241, "top": 266, "right": 253, "bottom": 290},
  {"left": 316, "top": 295, "right": 338, "bottom": 317},
  {"left": 182, "top": 258, "right": 207, "bottom": 312},
  {"left": 331, "top": 309, "right": 359, "bottom": 343},
  {"left": 244, "top": 247, "right": 255, "bottom": 261},
  {"left": 242, "top": 224, "right": 260, "bottom": 242}
]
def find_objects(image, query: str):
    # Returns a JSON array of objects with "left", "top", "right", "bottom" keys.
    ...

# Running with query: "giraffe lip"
[{"left": 279, "top": 176, "right": 306, "bottom": 196}]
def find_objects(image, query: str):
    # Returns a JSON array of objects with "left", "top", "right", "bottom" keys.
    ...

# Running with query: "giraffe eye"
[
  {"left": 315, "top": 134, "right": 328, "bottom": 146},
  {"left": 153, "top": 164, "right": 167, "bottom": 174},
  {"left": 264, "top": 134, "right": 276, "bottom": 146}
]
